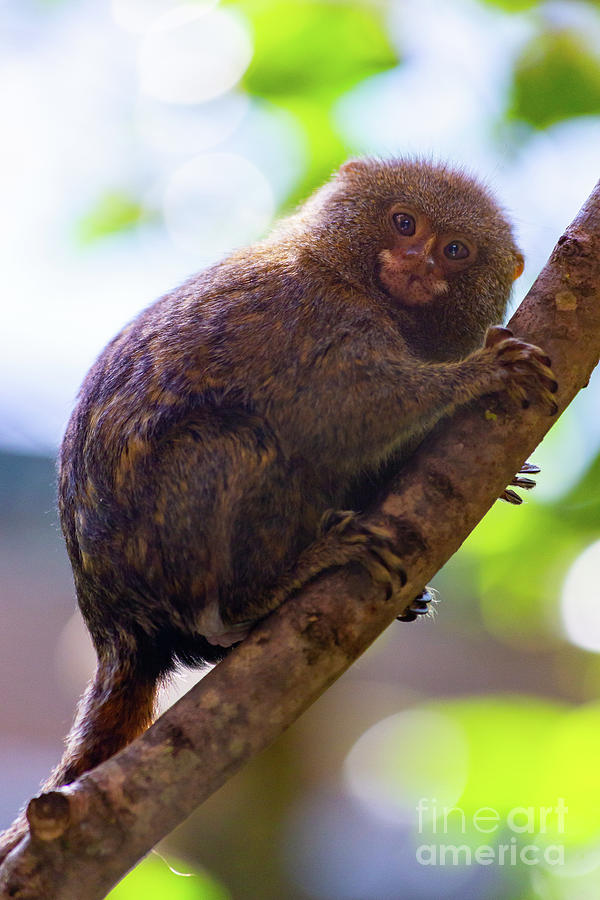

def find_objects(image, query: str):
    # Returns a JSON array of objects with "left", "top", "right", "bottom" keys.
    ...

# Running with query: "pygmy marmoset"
[{"left": 1, "top": 158, "right": 558, "bottom": 858}]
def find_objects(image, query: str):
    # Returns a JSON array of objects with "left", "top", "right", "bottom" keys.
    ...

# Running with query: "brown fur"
[{"left": 0, "top": 158, "right": 557, "bottom": 862}]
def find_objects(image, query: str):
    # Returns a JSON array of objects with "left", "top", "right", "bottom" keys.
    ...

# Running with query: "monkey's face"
[
  {"left": 304, "top": 158, "right": 525, "bottom": 355},
  {"left": 378, "top": 205, "right": 480, "bottom": 306}
]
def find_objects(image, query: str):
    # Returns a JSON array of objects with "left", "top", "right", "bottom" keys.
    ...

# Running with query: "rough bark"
[{"left": 1, "top": 181, "right": 600, "bottom": 900}]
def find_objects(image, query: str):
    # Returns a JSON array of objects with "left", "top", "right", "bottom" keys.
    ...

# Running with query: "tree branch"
[{"left": 2, "top": 182, "right": 600, "bottom": 900}]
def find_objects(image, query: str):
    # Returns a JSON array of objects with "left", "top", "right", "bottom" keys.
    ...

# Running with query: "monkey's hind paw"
[
  {"left": 396, "top": 586, "right": 438, "bottom": 623},
  {"left": 319, "top": 509, "right": 407, "bottom": 599},
  {"left": 499, "top": 461, "right": 540, "bottom": 505}
]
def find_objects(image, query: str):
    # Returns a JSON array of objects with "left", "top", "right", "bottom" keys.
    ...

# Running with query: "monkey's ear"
[{"left": 513, "top": 253, "right": 525, "bottom": 280}]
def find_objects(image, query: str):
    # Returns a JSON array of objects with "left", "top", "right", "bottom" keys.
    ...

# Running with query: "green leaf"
[
  {"left": 509, "top": 29, "right": 600, "bottom": 128},
  {"left": 460, "top": 500, "right": 582, "bottom": 648},
  {"left": 447, "top": 697, "right": 568, "bottom": 820},
  {"left": 271, "top": 97, "right": 349, "bottom": 207},
  {"left": 558, "top": 449, "right": 600, "bottom": 530},
  {"left": 368, "top": 695, "right": 600, "bottom": 845},
  {"left": 75, "top": 190, "right": 154, "bottom": 245},
  {"left": 235, "top": 0, "right": 398, "bottom": 101},
  {"left": 107, "top": 854, "right": 230, "bottom": 900},
  {"left": 480, "top": 0, "right": 540, "bottom": 10}
]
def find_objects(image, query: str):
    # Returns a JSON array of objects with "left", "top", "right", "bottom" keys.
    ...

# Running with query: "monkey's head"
[{"left": 299, "top": 157, "right": 524, "bottom": 360}]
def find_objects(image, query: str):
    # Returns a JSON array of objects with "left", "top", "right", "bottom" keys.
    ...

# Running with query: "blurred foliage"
[
  {"left": 510, "top": 28, "right": 600, "bottom": 128},
  {"left": 234, "top": 0, "right": 398, "bottom": 202},
  {"left": 75, "top": 190, "right": 155, "bottom": 245},
  {"left": 560, "top": 446, "right": 600, "bottom": 529},
  {"left": 448, "top": 697, "right": 569, "bottom": 825},
  {"left": 484, "top": 0, "right": 540, "bottom": 8},
  {"left": 361, "top": 695, "right": 600, "bottom": 891},
  {"left": 107, "top": 855, "right": 229, "bottom": 900},
  {"left": 462, "top": 447, "right": 600, "bottom": 648},
  {"left": 239, "top": 0, "right": 397, "bottom": 97}
]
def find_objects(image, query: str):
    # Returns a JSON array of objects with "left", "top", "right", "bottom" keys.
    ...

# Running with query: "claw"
[
  {"left": 500, "top": 461, "right": 539, "bottom": 505},
  {"left": 500, "top": 488, "right": 522, "bottom": 505},
  {"left": 396, "top": 586, "right": 437, "bottom": 623},
  {"left": 519, "top": 462, "right": 540, "bottom": 474},
  {"left": 319, "top": 509, "right": 356, "bottom": 536},
  {"left": 506, "top": 382, "right": 529, "bottom": 406},
  {"left": 371, "top": 545, "right": 407, "bottom": 580},
  {"left": 364, "top": 558, "right": 398, "bottom": 599},
  {"left": 410, "top": 599, "right": 430, "bottom": 613},
  {"left": 397, "top": 609, "right": 417, "bottom": 622},
  {"left": 491, "top": 333, "right": 558, "bottom": 416},
  {"left": 510, "top": 476, "right": 536, "bottom": 490}
]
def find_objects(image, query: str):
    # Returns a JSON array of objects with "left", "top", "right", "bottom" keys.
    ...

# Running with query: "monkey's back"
[{"left": 57, "top": 246, "right": 399, "bottom": 661}]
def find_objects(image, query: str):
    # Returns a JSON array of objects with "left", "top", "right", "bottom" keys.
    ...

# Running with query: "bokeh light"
[
  {"left": 541, "top": 701, "right": 600, "bottom": 844},
  {"left": 163, "top": 151, "right": 275, "bottom": 258},
  {"left": 344, "top": 709, "right": 468, "bottom": 825},
  {"left": 561, "top": 540, "right": 600, "bottom": 653},
  {"left": 111, "top": 0, "right": 216, "bottom": 35},
  {"left": 336, "top": 0, "right": 532, "bottom": 168},
  {"left": 136, "top": 92, "right": 250, "bottom": 157},
  {"left": 138, "top": 5, "right": 253, "bottom": 105}
]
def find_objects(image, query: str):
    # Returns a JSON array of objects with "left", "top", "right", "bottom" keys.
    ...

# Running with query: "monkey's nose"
[{"left": 425, "top": 256, "right": 436, "bottom": 273}]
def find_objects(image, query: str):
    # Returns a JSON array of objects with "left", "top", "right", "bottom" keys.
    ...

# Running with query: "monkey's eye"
[
  {"left": 393, "top": 212, "right": 416, "bottom": 236},
  {"left": 444, "top": 240, "right": 470, "bottom": 260}
]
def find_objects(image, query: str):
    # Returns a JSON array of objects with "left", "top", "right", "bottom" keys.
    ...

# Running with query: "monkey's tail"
[{"left": 0, "top": 651, "right": 158, "bottom": 865}]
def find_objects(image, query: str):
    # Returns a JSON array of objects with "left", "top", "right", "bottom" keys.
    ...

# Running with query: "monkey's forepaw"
[
  {"left": 319, "top": 509, "right": 407, "bottom": 599},
  {"left": 484, "top": 326, "right": 558, "bottom": 415},
  {"left": 397, "top": 586, "right": 438, "bottom": 623},
  {"left": 499, "top": 460, "right": 540, "bottom": 505}
]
